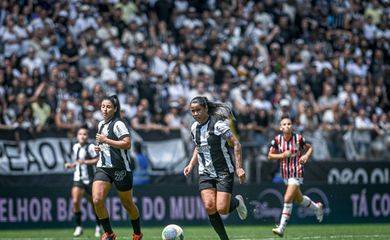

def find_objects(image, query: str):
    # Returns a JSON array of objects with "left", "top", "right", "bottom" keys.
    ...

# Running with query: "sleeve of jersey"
[
  {"left": 269, "top": 137, "right": 279, "bottom": 152},
  {"left": 214, "top": 120, "right": 233, "bottom": 139},
  {"left": 299, "top": 135, "right": 307, "bottom": 148},
  {"left": 72, "top": 145, "right": 77, "bottom": 162},
  {"left": 113, "top": 121, "right": 131, "bottom": 140},
  {"left": 88, "top": 144, "right": 98, "bottom": 158}
]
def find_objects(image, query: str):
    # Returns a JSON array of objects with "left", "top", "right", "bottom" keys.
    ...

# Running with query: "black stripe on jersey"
[
  {"left": 286, "top": 139, "right": 291, "bottom": 178},
  {"left": 207, "top": 119, "right": 230, "bottom": 174},
  {"left": 195, "top": 125, "right": 206, "bottom": 167},
  {"left": 98, "top": 121, "right": 111, "bottom": 166},
  {"left": 76, "top": 146, "right": 82, "bottom": 179},
  {"left": 293, "top": 134, "right": 297, "bottom": 178},
  {"left": 226, "top": 142, "right": 235, "bottom": 170}
]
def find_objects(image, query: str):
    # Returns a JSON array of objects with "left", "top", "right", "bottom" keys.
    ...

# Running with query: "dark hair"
[
  {"left": 102, "top": 95, "right": 121, "bottom": 119},
  {"left": 190, "top": 96, "right": 233, "bottom": 120},
  {"left": 280, "top": 114, "right": 291, "bottom": 122}
]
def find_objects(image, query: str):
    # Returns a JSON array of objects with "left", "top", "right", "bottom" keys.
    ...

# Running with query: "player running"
[
  {"left": 184, "top": 96, "right": 247, "bottom": 240},
  {"left": 65, "top": 127, "right": 102, "bottom": 237},
  {"left": 268, "top": 115, "right": 324, "bottom": 237}
]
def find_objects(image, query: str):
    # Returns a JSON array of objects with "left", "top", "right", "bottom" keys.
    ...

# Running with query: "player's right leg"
[
  {"left": 93, "top": 168, "right": 114, "bottom": 240},
  {"left": 215, "top": 173, "right": 247, "bottom": 220},
  {"left": 200, "top": 177, "right": 229, "bottom": 240},
  {"left": 71, "top": 185, "right": 85, "bottom": 237},
  {"left": 273, "top": 182, "right": 299, "bottom": 237}
]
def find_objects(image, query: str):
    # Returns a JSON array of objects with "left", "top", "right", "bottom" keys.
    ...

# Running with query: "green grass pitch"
[{"left": 1, "top": 224, "right": 389, "bottom": 239}]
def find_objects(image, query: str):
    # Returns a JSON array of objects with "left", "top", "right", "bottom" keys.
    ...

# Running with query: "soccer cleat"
[
  {"left": 235, "top": 195, "right": 248, "bottom": 220},
  {"left": 73, "top": 226, "right": 83, "bottom": 237},
  {"left": 315, "top": 202, "right": 324, "bottom": 223},
  {"left": 95, "top": 225, "right": 102, "bottom": 237},
  {"left": 272, "top": 227, "right": 284, "bottom": 238},
  {"left": 100, "top": 232, "right": 116, "bottom": 240},
  {"left": 132, "top": 232, "right": 143, "bottom": 240}
]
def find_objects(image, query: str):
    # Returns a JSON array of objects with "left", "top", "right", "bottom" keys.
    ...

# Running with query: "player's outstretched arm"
[{"left": 184, "top": 148, "right": 198, "bottom": 176}]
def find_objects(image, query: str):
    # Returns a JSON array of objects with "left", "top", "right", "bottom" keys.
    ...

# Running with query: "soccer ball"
[{"left": 161, "top": 224, "right": 184, "bottom": 240}]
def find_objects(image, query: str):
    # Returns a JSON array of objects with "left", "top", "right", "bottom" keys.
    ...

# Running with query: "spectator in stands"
[
  {"left": 31, "top": 95, "right": 51, "bottom": 132},
  {"left": 133, "top": 141, "right": 151, "bottom": 186},
  {"left": 0, "top": 0, "right": 387, "bottom": 161}
]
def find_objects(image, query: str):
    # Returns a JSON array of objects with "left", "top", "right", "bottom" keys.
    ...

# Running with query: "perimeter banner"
[
  {"left": 0, "top": 129, "right": 186, "bottom": 175},
  {"left": 0, "top": 184, "right": 388, "bottom": 229}
]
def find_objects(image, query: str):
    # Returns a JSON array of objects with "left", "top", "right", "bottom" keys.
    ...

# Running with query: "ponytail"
[
  {"left": 190, "top": 96, "right": 233, "bottom": 120},
  {"left": 102, "top": 95, "right": 121, "bottom": 119}
]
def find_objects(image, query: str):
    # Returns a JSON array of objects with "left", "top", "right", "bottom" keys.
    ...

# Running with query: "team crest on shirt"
[
  {"left": 205, "top": 131, "right": 210, "bottom": 139},
  {"left": 114, "top": 170, "right": 127, "bottom": 181}
]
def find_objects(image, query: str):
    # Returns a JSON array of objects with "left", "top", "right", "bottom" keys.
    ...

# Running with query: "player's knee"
[
  {"left": 72, "top": 198, "right": 80, "bottom": 206},
  {"left": 284, "top": 195, "right": 294, "bottom": 203},
  {"left": 92, "top": 195, "right": 104, "bottom": 207},
  {"left": 204, "top": 202, "right": 216, "bottom": 213},
  {"left": 217, "top": 205, "right": 229, "bottom": 215}
]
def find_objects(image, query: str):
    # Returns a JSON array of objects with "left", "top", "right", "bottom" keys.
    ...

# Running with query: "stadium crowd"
[{"left": 0, "top": 0, "right": 389, "bottom": 160}]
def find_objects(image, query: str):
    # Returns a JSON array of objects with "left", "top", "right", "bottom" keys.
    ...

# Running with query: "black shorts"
[
  {"left": 94, "top": 167, "right": 133, "bottom": 192},
  {"left": 73, "top": 181, "right": 93, "bottom": 196},
  {"left": 199, "top": 172, "right": 234, "bottom": 193}
]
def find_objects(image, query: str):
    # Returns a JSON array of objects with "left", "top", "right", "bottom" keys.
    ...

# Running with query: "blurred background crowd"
[{"left": 0, "top": 0, "right": 389, "bottom": 161}]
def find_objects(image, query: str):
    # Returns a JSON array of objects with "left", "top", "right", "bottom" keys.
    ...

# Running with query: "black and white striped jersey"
[
  {"left": 97, "top": 118, "right": 132, "bottom": 171},
  {"left": 72, "top": 143, "right": 97, "bottom": 184},
  {"left": 191, "top": 116, "right": 235, "bottom": 177}
]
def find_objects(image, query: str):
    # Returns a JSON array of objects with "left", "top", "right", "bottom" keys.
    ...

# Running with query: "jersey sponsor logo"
[
  {"left": 204, "top": 131, "right": 210, "bottom": 139},
  {"left": 114, "top": 170, "right": 127, "bottom": 181}
]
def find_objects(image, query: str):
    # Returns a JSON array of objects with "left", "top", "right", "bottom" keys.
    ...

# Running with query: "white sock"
[
  {"left": 279, "top": 203, "right": 293, "bottom": 230},
  {"left": 300, "top": 196, "right": 319, "bottom": 211}
]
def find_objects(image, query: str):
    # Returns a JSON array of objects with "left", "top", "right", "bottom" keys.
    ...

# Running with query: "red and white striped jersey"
[{"left": 269, "top": 133, "right": 307, "bottom": 179}]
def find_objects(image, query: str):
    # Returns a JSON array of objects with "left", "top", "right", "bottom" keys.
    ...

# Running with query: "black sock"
[
  {"left": 131, "top": 217, "right": 141, "bottom": 234},
  {"left": 94, "top": 212, "right": 100, "bottom": 226},
  {"left": 100, "top": 217, "right": 113, "bottom": 234},
  {"left": 208, "top": 213, "right": 229, "bottom": 240},
  {"left": 74, "top": 211, "right": 81, "bottom": 227},
  {"left": 229, "top": 197, "right": 239, "bottom": 213}
]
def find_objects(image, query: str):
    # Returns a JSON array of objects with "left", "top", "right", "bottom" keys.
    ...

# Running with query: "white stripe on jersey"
[
  {"left": 72, "top": 143, "right": 97, "bottom": 183},
  {"left": 198, "top": 122, "right": 217, "bottom": 177},
  {"left": 96, "top": 120, "right": 131, "bottom": 171},
  {"left": 191, "top": 119, "right": 234, "bottom": 177}
]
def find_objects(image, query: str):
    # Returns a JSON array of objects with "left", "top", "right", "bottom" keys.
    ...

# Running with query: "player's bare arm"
[
  {"left": 227, "top": 134, "right": 245, "bottom": 184},
  {"left": 96, "top": 134, "right": 131, "bottom": 150},
  {"left": 184, "top": 148, "right": 198, "bottom": 176}
]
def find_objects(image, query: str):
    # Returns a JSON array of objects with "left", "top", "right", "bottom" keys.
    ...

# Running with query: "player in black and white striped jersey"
[
  {"left": 93, "top": 95, "right": 142, "bottom": 240},
  {"left": 65, "top": 127, "right": 101, "bottom": 237},
  {"left": 184, "top": 96, "right": 248, "bottom": 240}
]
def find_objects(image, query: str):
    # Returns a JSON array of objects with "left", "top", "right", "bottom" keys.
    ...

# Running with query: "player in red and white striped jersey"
[{"left": 268, "top": 115, "right": 324, "bottom": 237}]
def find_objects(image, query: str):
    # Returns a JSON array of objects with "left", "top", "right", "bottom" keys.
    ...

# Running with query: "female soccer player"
[
  {"left": 183, "top": 96, "right": 247, "bottom": 240},
  {"left": 65, "top": 127, "right": 101, "bottom": 237},
  {"left": 268, "top": 115, "right": 324, "bottom": 237},
  {"left": 93, "top": 95, "right": 142, "bottom": 240}
]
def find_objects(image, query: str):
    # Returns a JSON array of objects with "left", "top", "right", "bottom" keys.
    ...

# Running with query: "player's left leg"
[
  {"left": 216, "top": 192, "right": 247, "bottom": 220},
  {"left": 295, "top": 188, "right": 324, "bottom": 222},
  {"left": 215, "top": 173, "right": 247, "bottom": 220},
  {"left": 71, "top": 186, "right": 85, "bottom": 237},
  {"left": 86, "top": 184, "right": 102, "bottom": 237},
  {"left": 116, "top": 171, "right": 142, "bottom": 240}
]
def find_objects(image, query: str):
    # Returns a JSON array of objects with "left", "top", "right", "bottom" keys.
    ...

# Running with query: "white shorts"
[{"left": 283, "top": 178, "right": 303, "bottom": 186}]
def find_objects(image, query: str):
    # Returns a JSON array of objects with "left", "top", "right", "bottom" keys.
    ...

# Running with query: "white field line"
[{"left": 1, "top": 235, "right": 390, "bottom": 240}]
